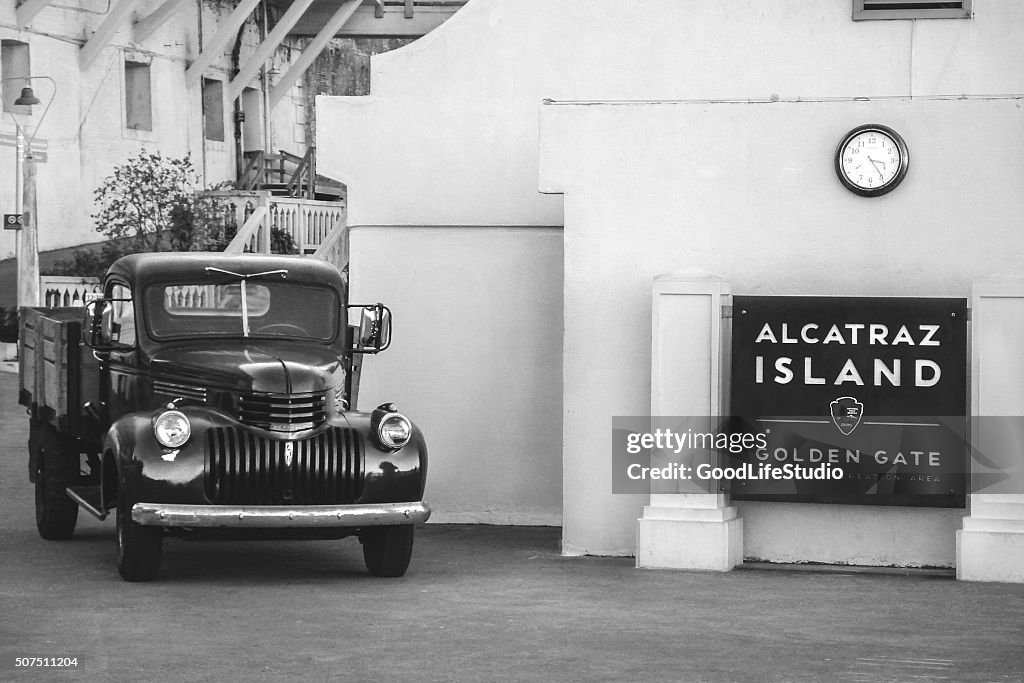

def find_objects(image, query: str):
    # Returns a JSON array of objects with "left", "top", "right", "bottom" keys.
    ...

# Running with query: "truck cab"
[{"left": 21, "top": 253, "right": 429, "bottom": 581}]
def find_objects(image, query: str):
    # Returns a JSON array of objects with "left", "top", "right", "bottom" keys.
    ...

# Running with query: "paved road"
[{"left": 2, "top": 370, "right": 1024, "bottom": 682}]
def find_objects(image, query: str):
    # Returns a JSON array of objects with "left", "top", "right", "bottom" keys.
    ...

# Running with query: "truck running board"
[{"left": 66, "top": 486, "right": 108, "bottom": 521}]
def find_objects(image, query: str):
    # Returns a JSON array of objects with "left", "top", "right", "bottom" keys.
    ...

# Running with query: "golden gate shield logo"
[{"left": 830, "top": 397, "right": 864, "bottom": 436}]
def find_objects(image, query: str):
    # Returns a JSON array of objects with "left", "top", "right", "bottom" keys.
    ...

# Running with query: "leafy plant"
[
  {"left": 92, "top": 151, "right": 197, "bottom": 252},
  {"left": 271, "top": 226, "right": 297, "bottom": 255}
]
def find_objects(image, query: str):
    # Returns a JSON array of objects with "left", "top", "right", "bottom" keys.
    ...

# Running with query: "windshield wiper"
[{"left": 204, "top": 267, "right": 288, "bottom": 338}]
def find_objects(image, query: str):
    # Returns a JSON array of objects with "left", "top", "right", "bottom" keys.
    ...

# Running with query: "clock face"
[{"left": 835, "top": 124, "right": 909, "bottom": 196}]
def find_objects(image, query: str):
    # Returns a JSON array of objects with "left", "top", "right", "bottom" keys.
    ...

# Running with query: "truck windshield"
[{"left": 144, "top": 278, "right": 339, "bottom": 342}]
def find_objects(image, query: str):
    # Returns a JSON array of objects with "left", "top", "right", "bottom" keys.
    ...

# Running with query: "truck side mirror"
[
  {"left": 82, "top": 299, "right": 132, "bottom": 352},
  {"left": 352, "top": 303, "right": 392, "bottom": 354}
]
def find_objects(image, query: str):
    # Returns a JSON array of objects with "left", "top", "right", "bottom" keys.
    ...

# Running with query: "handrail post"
[{"left": 258, "top": 193, "right": 271, "bottom": 253}]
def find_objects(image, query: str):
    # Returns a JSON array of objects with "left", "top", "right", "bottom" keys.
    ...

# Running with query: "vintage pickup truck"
[{"left": 19, "top": 253, "right": 429, "bottom": 581}]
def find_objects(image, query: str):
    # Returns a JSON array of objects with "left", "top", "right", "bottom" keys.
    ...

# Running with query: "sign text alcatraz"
[
  {"left": 730, "top": 296, "right": 967, "bottom": 507},
  {"left": 752, "top": 321, "right": 943, "bottom": 388}
]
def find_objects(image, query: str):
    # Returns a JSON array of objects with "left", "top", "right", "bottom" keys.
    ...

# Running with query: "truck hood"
[{"left": 148, "top": 341, "right": 344, "bottom": 394}]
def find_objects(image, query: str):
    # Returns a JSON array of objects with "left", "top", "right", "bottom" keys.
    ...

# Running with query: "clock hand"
[{"left": 867, "top": 157, "right": 885, "bottom": 178}]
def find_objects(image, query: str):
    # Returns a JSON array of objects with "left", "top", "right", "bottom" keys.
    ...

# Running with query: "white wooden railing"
[
  {"left": 40, "top": 276, "right": 102, "bottom": 308},
  {"left": 214, "top": 191, "right": 348, "bottom": 273}
]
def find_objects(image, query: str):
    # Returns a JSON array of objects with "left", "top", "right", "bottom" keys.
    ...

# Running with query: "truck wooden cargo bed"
[{"left": 19, "top": 307, "right": 99, "bottom": 437}]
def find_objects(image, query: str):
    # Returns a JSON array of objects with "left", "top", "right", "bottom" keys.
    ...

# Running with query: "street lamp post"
[{"left": 3, "top": 75, "right": 56, "bottom": 309}]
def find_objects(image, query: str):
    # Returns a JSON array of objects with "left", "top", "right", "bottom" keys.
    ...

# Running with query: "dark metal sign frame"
[{"left": 729, "top": 296, "right": 967, "bottom": 508}]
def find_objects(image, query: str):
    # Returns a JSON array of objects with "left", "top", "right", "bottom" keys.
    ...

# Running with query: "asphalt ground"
[{"left": 1, "top": 370, "right": 1024, "bottom": 682}]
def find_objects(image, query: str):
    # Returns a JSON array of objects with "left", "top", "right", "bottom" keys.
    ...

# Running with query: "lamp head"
[{"left": 14, "top": 86, "right": 40, "bottom": 106}]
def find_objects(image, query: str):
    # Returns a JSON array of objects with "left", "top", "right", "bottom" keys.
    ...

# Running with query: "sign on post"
[
  {"left": 4, "top": 213, "right": 23, "bottom": 230},
  {"left": 729, "top": 296, "right": 967, "bottom": 507}
]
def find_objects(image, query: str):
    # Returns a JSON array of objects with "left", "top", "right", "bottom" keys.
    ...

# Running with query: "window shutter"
[{"left": 853, "top": 0, "right": 972, "bottom": 20}]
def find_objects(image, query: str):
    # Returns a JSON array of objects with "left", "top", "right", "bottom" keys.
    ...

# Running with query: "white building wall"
[{"left": 317, "top": 0, "right": 1024, "bottom": 558}]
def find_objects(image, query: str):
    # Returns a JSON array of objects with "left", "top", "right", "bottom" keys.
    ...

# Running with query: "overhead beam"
[
  {"left": 185, "top": 0, "right": 262, "bottom": 86},
  {"left": 79, "top": 0, "right": 145, "bottom": 69},
  {"left": 289, "top": 3, "right": 463, "bottom": 37},
  {"left": 16, "top": 0, "right": 53, "bottom": 27},
  {"left": 226, "top": 0, "right": 316, "bottom": 103},
  {"left": 268, "top": 0, "right": 360, "bottom": 110},
  {"left": 133, "top": 0, "right": 189, "bottom": 44}
]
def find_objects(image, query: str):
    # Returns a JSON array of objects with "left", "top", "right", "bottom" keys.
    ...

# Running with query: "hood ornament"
[{"left": 284, "top": 441, "right": 294, "bottom": 466}]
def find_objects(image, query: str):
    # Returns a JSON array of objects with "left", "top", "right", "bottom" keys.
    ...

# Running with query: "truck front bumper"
[{"left": 131, "top": 501, "right": 431, "bottom": 528}]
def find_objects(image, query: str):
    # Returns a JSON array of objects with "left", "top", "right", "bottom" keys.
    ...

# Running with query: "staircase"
[
  {"left": 239, "top": 147, "right": 345, "bottom": 201},
  {"left": 223, "top": 145, "right": 349, "bottom": 274}
]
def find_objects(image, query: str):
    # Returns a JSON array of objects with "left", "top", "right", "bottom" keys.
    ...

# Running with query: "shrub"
[
  {"left": 0, "top": 307, "right": 19, "bottom": 343},
  {"left": 44, "top": 240, "right": 139, "bottom": 280}
]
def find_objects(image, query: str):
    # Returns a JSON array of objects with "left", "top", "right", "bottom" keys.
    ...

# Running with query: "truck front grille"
[
  {"left": 238, "top": 390, "right": 328, "bottom": 433},
  {"left": 205, "top": 428, "right": 363, "bottom": 505}
]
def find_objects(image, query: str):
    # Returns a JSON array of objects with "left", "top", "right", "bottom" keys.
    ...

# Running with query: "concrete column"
[
  {"left": 636, "top": 270, "right": 742, "bottom": 570},
  {"left": 957, "top": 274, "right": 1024, "bottom": 582},
  {"left": 18, "top": 154, "right": 39, "bottom": 308}
]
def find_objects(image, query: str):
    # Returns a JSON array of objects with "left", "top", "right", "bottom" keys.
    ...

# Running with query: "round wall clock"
[{"left": 834, "top": 124, "right": 909, "bottom": 197}]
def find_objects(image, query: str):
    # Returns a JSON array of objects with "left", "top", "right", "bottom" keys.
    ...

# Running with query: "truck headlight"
[
  {"left": 153, "top": 409, "right": 191, "bottom": 448},
  {"left": 376, "top": 412, "right": 412, "bottom": 451}
]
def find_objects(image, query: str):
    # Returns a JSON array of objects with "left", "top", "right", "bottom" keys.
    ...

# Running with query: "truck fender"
[{"left": 99, "top": 414, "right": 150, "bottom": 513}]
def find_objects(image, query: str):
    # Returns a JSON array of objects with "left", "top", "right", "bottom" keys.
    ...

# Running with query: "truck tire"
[
  {"left": 34, "top": 422, "right": 80, "bottom": 540},
  {"left": 116, "top": 491, "right": 163, "bottom": 582},
  {"left": 361, "top": 524, "right": 414, "bottom": 577}
]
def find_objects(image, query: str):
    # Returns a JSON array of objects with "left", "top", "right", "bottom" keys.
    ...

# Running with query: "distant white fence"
[{"left": 40, "top": 276, "right": 102, "bottom": 308}]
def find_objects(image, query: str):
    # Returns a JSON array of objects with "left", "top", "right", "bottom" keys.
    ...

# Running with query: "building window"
[
  {"left": 853, "top": 1, "right": 972, "bottom": 20},
  {"left": 203, "top": 78, "right": 225, "bottom": 142},
  {"left": 124, "top": 60, "right": 152, "bottom": 131},
  {"left": 1, "top": 40, "right": 31, "bottom": 115}
]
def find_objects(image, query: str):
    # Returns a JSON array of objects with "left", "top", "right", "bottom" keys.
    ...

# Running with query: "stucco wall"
[
  {"left": 317, "top": 0, "right": 1024, "bottom": 559},
  {"left": 350, "top": 226, "right": 563, "bottom": 525},
  {"left": 542, "top": 97, "right": 1023, "bottom": 563}
]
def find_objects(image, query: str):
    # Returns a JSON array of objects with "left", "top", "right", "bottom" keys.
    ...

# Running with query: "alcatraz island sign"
[{"left": 729, "top": 296, "right": 967, "bottom": 507}]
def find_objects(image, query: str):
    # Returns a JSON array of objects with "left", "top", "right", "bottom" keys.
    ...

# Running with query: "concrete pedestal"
[
  {"left": 957, "top": 275, "right": 1024, "bottom": 582},
  {"left": 638, "top": 494, "right": 743, "bottom": 570},
  {"left": 957, "top": 504, "right": 1024, "bottom": 583},
  {"left": 636, "top": 272, "right": 742, "bottom": 571}
]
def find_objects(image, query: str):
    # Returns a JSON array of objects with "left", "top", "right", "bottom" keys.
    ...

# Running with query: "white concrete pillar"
[
  {"left": 957, "top": 274, "right": 1024, "bottom": 582},
  {"left": 636, "top": 270, "right": 743, "bottom": 570}
]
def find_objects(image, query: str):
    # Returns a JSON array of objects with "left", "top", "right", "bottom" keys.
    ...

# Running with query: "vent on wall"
[{"left": 853, "top": 1, "right": 972, "bottom": 20}]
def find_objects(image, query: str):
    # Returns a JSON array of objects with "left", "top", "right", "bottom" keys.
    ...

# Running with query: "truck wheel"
[
  {"left": 361, "top": 524, "right": 414, "bottom": 577},
  {"left": 34, "top": 423, "right": 80, "bottom": 540},
  {"left": 116, "top": 492, "right": 163, "bottom": 582}
]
